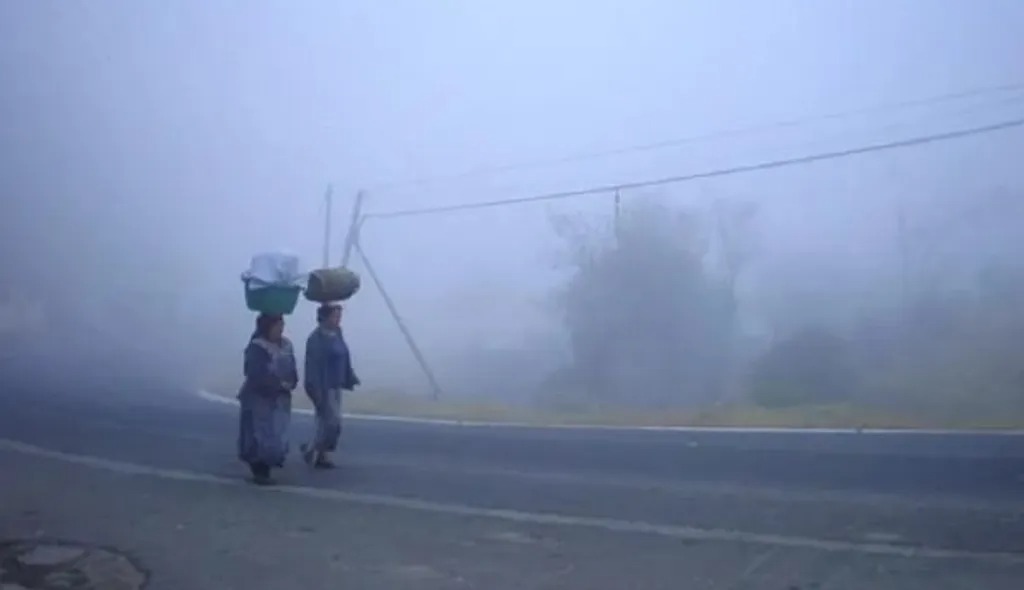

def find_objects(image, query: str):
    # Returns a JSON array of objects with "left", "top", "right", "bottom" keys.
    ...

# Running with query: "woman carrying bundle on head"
[{"left": 302, "top": 303, "right": 360, "bottom": 469}]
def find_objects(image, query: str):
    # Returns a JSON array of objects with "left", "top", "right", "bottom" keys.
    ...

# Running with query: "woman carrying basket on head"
[{"left": 237, "top": 312, "right": 297, "bottom": 485}]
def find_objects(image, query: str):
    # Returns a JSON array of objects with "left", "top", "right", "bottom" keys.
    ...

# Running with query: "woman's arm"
[
  {"left": 345, "top": 357, "right": 360, "bottom": 390},
  {"left": 282, "top": 338, "right": 299, "bottom": 392},
  {"left": 304, "top": 332, "right": 325, "bottom": 399},
  {"left": 346, "top": 367, "right": 360, "bottom": 390},
  {"left": 341, "top": 334, "right": 361, "bottom": 390},
  {"left": 286, "top": 359, "right": 299, "bottom": 391}
]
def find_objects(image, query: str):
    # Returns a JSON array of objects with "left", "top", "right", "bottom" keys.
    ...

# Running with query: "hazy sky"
[{"left": 2, "top": 1, "right": 1022, "bottom": 387}]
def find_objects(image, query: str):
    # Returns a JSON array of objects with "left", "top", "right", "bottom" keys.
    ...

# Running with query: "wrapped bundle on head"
[{"left": 304, "top": 267, "right": 361, "bottom": 303}]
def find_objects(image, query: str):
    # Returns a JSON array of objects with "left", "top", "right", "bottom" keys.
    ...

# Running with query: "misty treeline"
[
  {"left": 543, "top": 189, "right": 1024, "bottom": 419},
  {"left": 3, "top": 180, "right": 1023, "bottom": 421}
]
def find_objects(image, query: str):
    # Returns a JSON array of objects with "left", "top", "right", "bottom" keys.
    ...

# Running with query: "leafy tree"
[
  {"left": 751, "top": 187, "right": 1024, "bottom": 418},
  {"left": 748, "top": 326, "right": 857, "bottom": 407},
  {"left": 551, "top": 198, "right": 735, "bottom": 407}
]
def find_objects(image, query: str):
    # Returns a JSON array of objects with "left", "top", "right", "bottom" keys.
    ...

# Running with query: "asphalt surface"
[
  {"left": 3, "top": 363, "right": 1024, "bottom": 588},
  {"left": 8, "top": 450, "right": 1024, "bottom": 590}
]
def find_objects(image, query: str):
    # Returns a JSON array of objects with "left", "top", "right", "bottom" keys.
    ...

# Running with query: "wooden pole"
[
  {"left": 341, "top": 190, "right": 366, "bottom": 268},
  {"left": 321, "top": 184, "right": 334, "bottom": 268}
]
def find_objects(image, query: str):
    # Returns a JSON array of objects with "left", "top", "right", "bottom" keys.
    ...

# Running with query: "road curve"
[{"left": 2, "top": 367, "right": 1024, "bottom": 560}]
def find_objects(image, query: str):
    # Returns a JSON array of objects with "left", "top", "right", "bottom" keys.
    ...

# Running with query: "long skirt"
[
  {"left": 238, "top": 393, "right": 291, "bottom": 468},
  {"left": 311, "top": 388, "right": 342, "bottom": 453}
]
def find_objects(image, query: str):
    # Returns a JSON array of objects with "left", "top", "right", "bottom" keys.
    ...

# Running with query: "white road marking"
[
  {"left": 196, "top": 389, "right": 1024, "bottom": 435},
  {"left": 734, "top": 548, "right": 778, "bottom": 583},
  {"left": 2, "top": 437, "right": 1022, "bottom": 563}
]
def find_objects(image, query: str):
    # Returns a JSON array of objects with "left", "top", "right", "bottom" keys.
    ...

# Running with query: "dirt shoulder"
[{"left": 205, "top": 378, "right": 1024, "bottom": 430}]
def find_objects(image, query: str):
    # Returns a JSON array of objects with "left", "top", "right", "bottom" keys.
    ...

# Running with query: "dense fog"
[{"left": 2, "top": 1, "right": 1023, "bottom": 424}]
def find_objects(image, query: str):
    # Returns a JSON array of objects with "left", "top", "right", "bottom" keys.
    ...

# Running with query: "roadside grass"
[{"left": 203, "top": 375, "right": 1024, "bottom": 430}]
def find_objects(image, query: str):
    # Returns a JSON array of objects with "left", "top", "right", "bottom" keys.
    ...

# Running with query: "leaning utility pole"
[
  {"left": 896, "top": 199, "right": 910, "bottom": 325},
  {"left": 340, "top": 190, "right": 443, "bottom": 400},
  {"left": 613, "top": 188, "right": 622, "bottom": 243},
  {"left": 354, "top": 238, "right": 443, "bottom": 400}
]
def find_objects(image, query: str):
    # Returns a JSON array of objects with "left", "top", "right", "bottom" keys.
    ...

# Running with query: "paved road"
[
  {"left": 7, "top": 448, "right": 1023, "bottom": 590},
  {"left": 3, "top": 365, "right": 1024, "bottom": 588}
]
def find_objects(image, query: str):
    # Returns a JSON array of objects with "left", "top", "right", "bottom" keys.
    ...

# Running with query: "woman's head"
[
  {"left": 254, "top": 313, "right": 285, "bottom": 342},
  {"left": 316, "top": 303, "right": 342, "bottom": 329}
]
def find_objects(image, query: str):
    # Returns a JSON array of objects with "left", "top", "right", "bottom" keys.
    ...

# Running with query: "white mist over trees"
[
  {"left": 1, "top": 1, "right": 1022, "bottom": 428},
  {"left": 545, "top": 189, "right": 1024, "bottom": 423}
]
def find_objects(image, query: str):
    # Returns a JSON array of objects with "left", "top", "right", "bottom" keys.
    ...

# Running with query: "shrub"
[{"left": 748, "top": 326, "right": 857, "bottom": 407}]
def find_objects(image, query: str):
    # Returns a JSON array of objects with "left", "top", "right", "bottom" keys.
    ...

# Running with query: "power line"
[
  {"left": 366, "top": 82, "right": 1024, "bottom": 192},
  {"left": 364, "top": 116, "right": 1024, "bottom": 221}
]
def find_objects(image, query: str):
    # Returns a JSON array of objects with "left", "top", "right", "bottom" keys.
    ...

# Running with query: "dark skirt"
[{"left": 237, "top": 392, "right": 291, "bottom": 468}]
